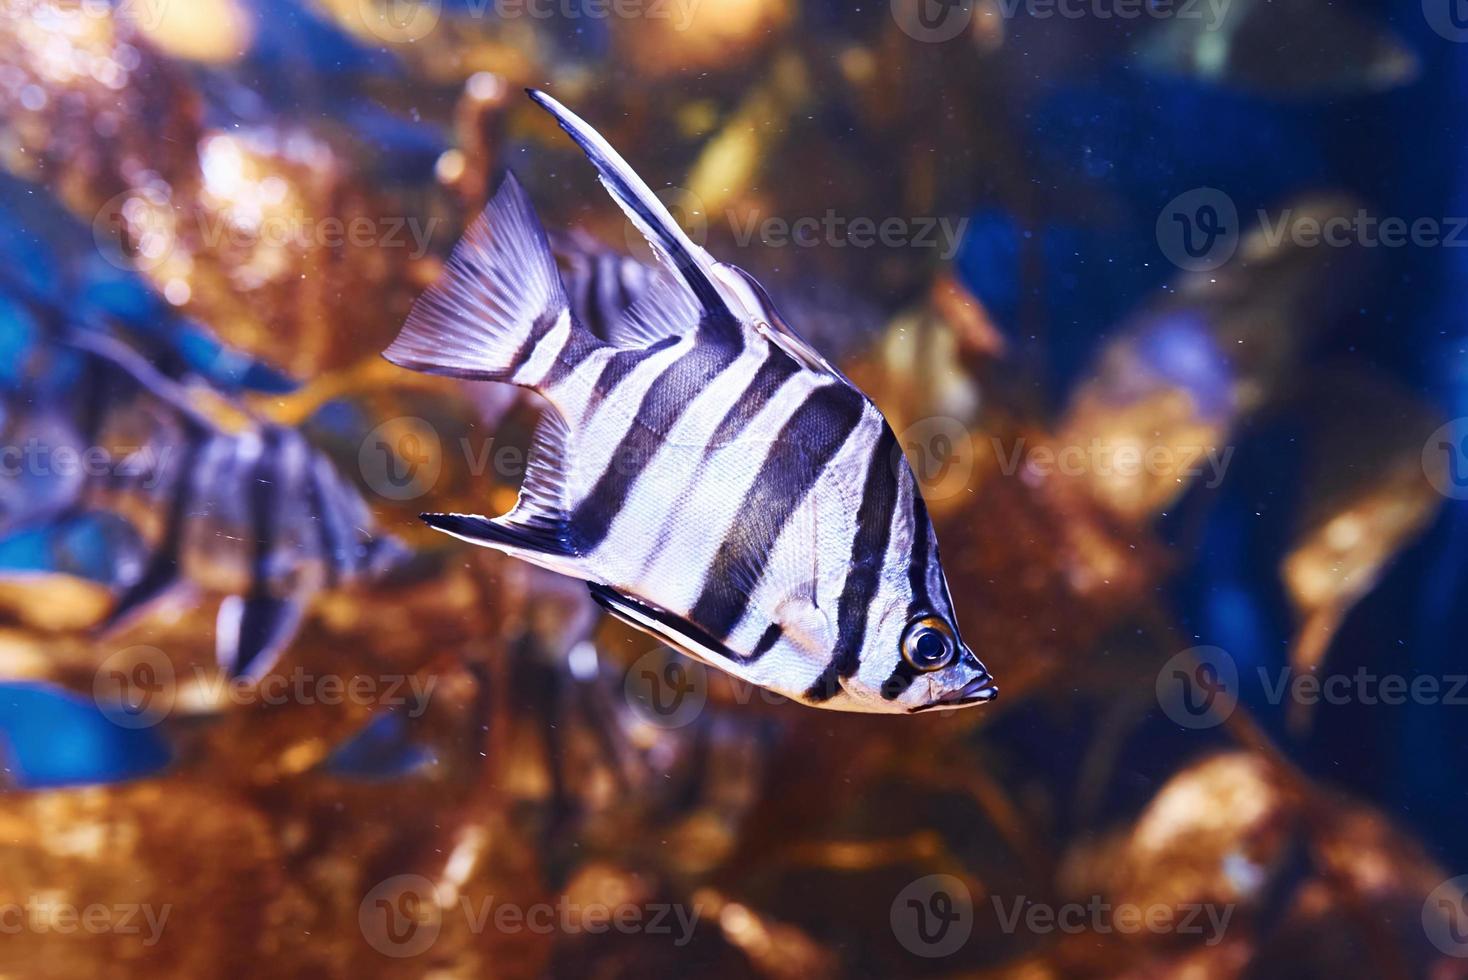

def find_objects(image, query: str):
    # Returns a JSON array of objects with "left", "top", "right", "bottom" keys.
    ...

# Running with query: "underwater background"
[{"left": 0, "top": 0, "right": 1466, "bottom": 975}]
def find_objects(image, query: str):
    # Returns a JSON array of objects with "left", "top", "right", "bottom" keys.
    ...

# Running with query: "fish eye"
[{"left": 901, "top": 616, "right": 956, "bottom": 672}]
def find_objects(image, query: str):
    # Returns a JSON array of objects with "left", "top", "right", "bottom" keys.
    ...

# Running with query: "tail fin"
[{"left": 384, "top": 174, "right": 574, "bottom": 385}]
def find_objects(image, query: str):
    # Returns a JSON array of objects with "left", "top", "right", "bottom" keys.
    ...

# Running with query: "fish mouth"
[{"left": 909, "top": 674, "right": 999, "bottom": 713}]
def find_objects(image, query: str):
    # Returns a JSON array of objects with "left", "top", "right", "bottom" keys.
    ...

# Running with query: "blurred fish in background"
[
  {"left": 0, "top": 0, "right": 1462, "bottom": 977},
  {"left": 1134, "top": 0, "right": 1419, "bottom": 97}
]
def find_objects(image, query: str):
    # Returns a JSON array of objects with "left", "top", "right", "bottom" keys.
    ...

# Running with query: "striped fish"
[
  {"left": 384, "top": 90, "right": 995, "bottom": 713},
  {"left": 65, "top": 330, "right": 409, "bottom": 681},
  {"left": 551, "top": 229, "right": 661, "bottom": 344}
]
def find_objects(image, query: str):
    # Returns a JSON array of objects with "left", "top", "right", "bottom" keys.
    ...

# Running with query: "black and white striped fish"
[
  {"left": 551, "top": 229, "right": 661, "bottom": 344},
  {"left": 384, "top": 90, "right": 995, "bottom": 713},
  {"left": 65, "top": 330, "right": 408, "bottom": 681}
]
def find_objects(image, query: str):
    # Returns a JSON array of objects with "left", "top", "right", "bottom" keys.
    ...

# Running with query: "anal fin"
[
  {"left": 587, "top": 583, "right": 757, "bottom": 667},
  {"left": 422, "top": 512, "right": 575, "bottom": 561},
  {"left": 419, "top": 407, "right": 581, "bottom": 571}
]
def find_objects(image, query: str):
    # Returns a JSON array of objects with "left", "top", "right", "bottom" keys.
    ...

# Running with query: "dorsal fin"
[
  {"left": 614, "top": 268, "right": 701, "bottom": 347},
  {"left": 526, "top": 89, "right": 742, "bottom": 346},
  {"left": 715, "top": 264, "right": 850, "bottom": 383},
  {"left": 549, "top": 231, "right": 695, "bottom": 348}
]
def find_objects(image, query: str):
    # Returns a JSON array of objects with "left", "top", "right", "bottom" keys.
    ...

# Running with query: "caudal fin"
[{"left": 384, "top": 174, "right": 574, "bottom": 385}]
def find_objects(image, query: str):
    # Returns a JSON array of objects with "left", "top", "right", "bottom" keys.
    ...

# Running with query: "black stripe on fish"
[
  {"left": 580, "top": 335, "right": 680, "bottom": 425},
  {"left": 689, "top": 383, "right": 865, "bottom": 643},
  {"left": 570, "top": 327, "right": 740, "bottom": 550},
  {"left": 220, "top": 427, "right": 289, "bottom": 680},
  {"left": 305, "top": 456, "right": 344, "bottom": 588},
  {"left": 577, "top": 258, "right": 605, "bottom": 338},
  {"left": 751, "top": 623, "right": 783, "bottom": 660},
  {"left": 907, "top": 478, "right": 933, "bottom": 612},
  {"left": 249, "top": 428, "right": 286, "bottom": 587},
  {"left": 628, "top": 343, "right": 802, "bottom": 583},
  {"left": 707, "top": 346, "right": 801, "bottom": 447},
  {"left": 599, "top": 256, "right": 628, "bottom": 334},
  {"left": 807, "top": 423, "right": 902, "bottom": 704},
  {"left": 614, "top": 258, "right": 634, "bottom": 315},
  {"left": 882, "top": 475, "right": 932, "bottom": 701},
  {"left": 101, "top": 435, "right": 205, "bottom": 629},
  {"left": 538, "top": 322, "right": 604, "bottom": 391},
  {"left": 505, "top": 307, "right": 569, "bottom": 380}
]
